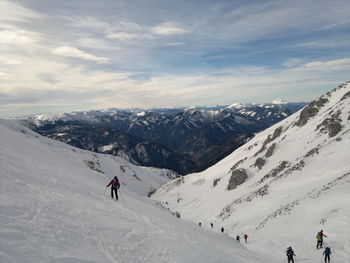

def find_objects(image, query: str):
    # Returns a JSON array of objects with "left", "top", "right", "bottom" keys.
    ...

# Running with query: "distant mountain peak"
[{"left": 271, "top": 99, "right": 288, "bottom": 104}]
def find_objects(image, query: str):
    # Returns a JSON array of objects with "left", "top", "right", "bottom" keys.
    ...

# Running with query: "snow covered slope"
[
  {"left": 0, "top": 120, "right": 264, "bottom": 263},
  {"left": 153, "top": 82, "right": 350, "bottom": 262}
]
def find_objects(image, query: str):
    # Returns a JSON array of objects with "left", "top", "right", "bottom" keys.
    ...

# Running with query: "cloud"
[
  {"left": 0, "top": 27, "right": 39, "bottom": 45},
  {"left": 282, "top": 58, "right": 304, "bottom": 68},
  {"left": 292, "top": 39, "right": 350, "bottom": 48},
  {"left": 52, "top": 46, "right": 109, "bottom": 64},
  {"left": 1, "top": 0, "right": 350, "bottom": 117},
  {"left": 0, "top": 0, "right": 44, "bottom": 22},
  {"left": 166, "top": 42, "right": 185, "bottom": 46},
  {"left": 106, "top": 32, "right": 139, "bottom": 40},
  {"left": 150, "top": 22, "right": 189, "bottom": 36}
]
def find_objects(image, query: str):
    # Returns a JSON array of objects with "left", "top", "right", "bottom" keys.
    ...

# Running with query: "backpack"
[
  {"left": 286, "top": 249, "right": 294, "bottom": 257},
  {"left": 324, "top": 247, "right": 331, "bottom": 255},
  {"left": 112, "top": 178, "right": 120, "bottom": 188}
]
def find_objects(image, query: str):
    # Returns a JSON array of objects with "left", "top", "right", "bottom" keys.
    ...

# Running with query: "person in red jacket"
[
  {"left": 244, "top": 234, "right": 248, "bottom": 243},
  {"left": 106, "top": 176, "right": 120, "bottom": 200}
]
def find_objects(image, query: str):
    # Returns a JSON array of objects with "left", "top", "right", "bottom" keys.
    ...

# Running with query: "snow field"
[{"left": 0, "top": 120, "right": 265, "bottom": 263}]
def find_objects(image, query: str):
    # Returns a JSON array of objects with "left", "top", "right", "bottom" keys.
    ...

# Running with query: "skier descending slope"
[
  {"left": 285, "top": 247, "right": 296, "bottom": 263},
  {"left": 106, "top": 176, "right": 120, "bottom": 200}
]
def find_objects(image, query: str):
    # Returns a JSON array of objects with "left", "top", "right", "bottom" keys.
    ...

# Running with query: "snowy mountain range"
[
  {"left": 152, "top": 82, "right": 350, "bottom": 262},
  {"left": 0, "top": 119, "right": 265, "bottom": 263},
  {"left": 23, "top": 101, "right": 306, "bottom": 174}
]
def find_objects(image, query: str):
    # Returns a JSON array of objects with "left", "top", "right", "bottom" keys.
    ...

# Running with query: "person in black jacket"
[{"left": 286, "top": 247, "right": 295, "bottom": 263}]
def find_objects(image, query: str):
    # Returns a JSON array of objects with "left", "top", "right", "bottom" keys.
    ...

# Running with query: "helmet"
[{"left": 114, "top": 176, "right": 118, "bottom": 179}]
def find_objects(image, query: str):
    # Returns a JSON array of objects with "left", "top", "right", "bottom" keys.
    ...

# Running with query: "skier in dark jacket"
[
  {"left": 323, "top": 247, "right": 331, "bottom": 263},
  {"left": 221, "top": 227, "right": 224, "bottom": 233},
  {"left": 210, "top": 222, "right": 214, "bottom": 229},
  {"left": 236, "top": 235, "right": 240, "bottom": 242},
  {"left": 106, "top": 176, "right": 120, "bottom": 200},
  {"left": 286, "top": 247, "right": 295, "bottom": 263},
  {"left": 317, "top": 230, "right": 327, "bottom": 249}
]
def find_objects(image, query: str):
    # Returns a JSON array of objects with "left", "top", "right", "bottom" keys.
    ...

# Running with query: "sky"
[{"left": 0, "top": 0, "right": 349, "bottom": 117}]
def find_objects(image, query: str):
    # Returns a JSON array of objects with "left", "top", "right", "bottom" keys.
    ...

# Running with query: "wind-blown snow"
[
  {"left": 0, "top": 120, "right": 264, "bottom": 263},
  {"left": 153, "top": 82, "right": 350, "bottom": 263}
]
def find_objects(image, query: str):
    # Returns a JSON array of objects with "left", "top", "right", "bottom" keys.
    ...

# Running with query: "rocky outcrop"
[
  {"left": 227, "top": 169, "right": 248, "bottom": 190},
  {"left": 265, "top": 143, "right": 276, "bottom": 158},
  {"left": 254, "top": 126, "right": 283, "bottom": 157},
  {"left": 316, "top": 110, "right": 342, "bottom": 137},
  {"left": 254, "top": 157, "right": 266, "bottom": 170},
  {"left": 296, "top": 97, "right": 329, "bottom": 126},
  {"left": 257, "top": 160, "right": 290, "bottom": 184}
]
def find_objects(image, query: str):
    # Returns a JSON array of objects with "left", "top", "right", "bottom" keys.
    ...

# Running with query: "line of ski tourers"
[
  {"left": 198, "top": 224, "right": 332, "bottom": 262},
  {"left": 106, "top": 177, "right": 333, "bottom": 263},
  {"left": 286, "top": 230, "right": 332, "bottom": 263}
]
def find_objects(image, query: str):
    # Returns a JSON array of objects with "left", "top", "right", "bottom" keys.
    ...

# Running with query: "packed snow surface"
[
  {"left": 153, "top": 82, "right": 350, "bottom": 263},
  {"left": 0, "top": 120, "right": 265, "bottom": 263}
]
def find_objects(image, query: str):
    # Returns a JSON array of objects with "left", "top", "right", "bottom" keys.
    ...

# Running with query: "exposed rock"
[
  {"left": 254, "top": 126, "right": 283, "bottom": 157},
  {"left": 296, "top": 97, "right": 329, "bottom": 126},
  {"left": 265, "top": 143, "right": 276, "bottom": 158},
  {"left": 84, "top": 159, "right": 104, "bottom": 174},
  {"left": 218, "top": 204, "right": 234, "bottom": 220},
  {"left": 316, "top": 110, "right": 342, "bottom": 137},
  {"left": 233, "top": 184, "right": 269, "bottom": 204},
  {"left": 258, "top": 160, "right": 290, "bottom": 184},
  {"left": 254, "top": 157, "right": 266, "bottom": 170},
  {"left": 230, "top": 157, "right": 248, "bottom": 172},
  {"left": 304, "top": 146, "right": 320, "bottom": 158},
  {"left": 340, "top": 91, "right": 350, "bottom": 101},
  {"left": 213, "top": 177, "right": 221, "bottom": 187},
  {"left": 227, "top": 169, "right": 248, "bottom": 190},
  {"left": 256, "top": 200, "right": 299, "bottom": 230}
]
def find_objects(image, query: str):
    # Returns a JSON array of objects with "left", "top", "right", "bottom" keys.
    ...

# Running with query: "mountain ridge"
[
  {"left": 23, "top": 101, "right": 306, "bottom": 174},
  {"left": 152, "top": 81, "right": 350, "bottom": 262}
]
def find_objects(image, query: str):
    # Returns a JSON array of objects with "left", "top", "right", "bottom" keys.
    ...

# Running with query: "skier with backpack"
[
  {"left": 106, "top": 176, "right": 120, "bottom": 200},
  {"left": 285, "top": 247, "right": 296, "bottom": 263},
  {"left": 323, "top": 247, "right": 331, "bottom": 263},
  {"left": 316, "top": 230, "right": 327, "bottom": 249}
]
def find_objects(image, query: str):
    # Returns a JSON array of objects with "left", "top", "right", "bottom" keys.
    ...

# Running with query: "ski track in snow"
[{"left": 0, "top": 120, "right": 266, "bottom": 263}]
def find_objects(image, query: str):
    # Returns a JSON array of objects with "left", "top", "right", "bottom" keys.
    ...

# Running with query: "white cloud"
[
  {"left": 52, "top": 46, "right": 109, "bottom": 64},
  {"left": 282, "top": 58, "right": 304, "bottom": 68},
  {"left": 150, "top": 22, "right": 189, "bottom": 36},
  {"left": 0, "top": 0, "right": 44, "bottom": 22},
  {"left": 292, "top": 39, "right": 350, "bottom": 48},
  {"left": 0, "top": 55, "right": 22, "bottom": 65},
  {"left": 301, "top": 58, "right": 350, "bottom": 71},
  {"left": 0, "top": 27, "right": 39, "bottom": 45},
  {"left": 106, "top": 32, "right": 139, "bottom": 40}
]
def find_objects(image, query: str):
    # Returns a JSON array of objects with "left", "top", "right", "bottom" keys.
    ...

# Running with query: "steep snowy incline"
[
  {"left": 152, "top": 82, "right": 350, "bottom": 263},
  {"left": 0, "top": 120, "right": 264, "bottom": 263}
]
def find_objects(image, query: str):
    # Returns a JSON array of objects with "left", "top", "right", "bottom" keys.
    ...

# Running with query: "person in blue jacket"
[{"left": 323, "top": 247, "right": 331, "bottom": 263}]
